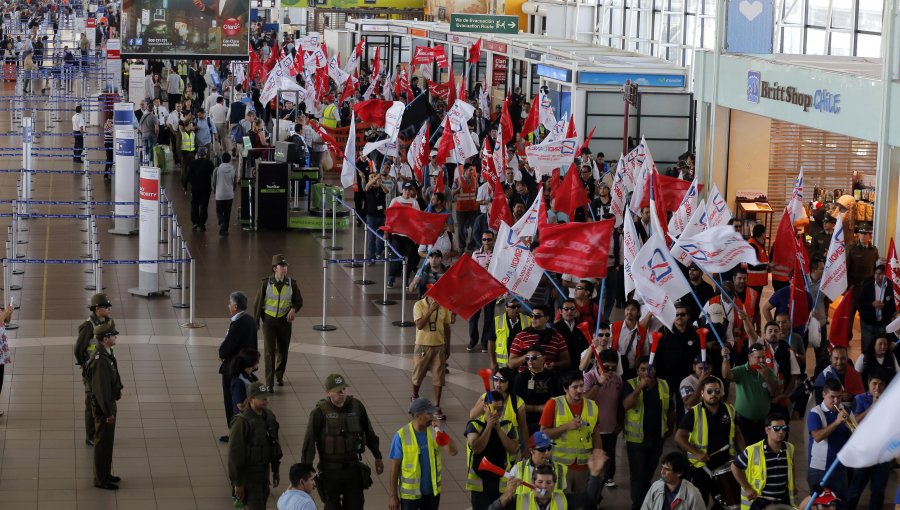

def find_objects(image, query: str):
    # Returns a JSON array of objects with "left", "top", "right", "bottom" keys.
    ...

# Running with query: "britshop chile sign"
[{"left": 747, "top": 70, "right": 841, "bottom": 114}]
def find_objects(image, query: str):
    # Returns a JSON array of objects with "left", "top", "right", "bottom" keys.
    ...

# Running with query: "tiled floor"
[{"left": 0, "top": 57, "right": 895, "bottom": 510}]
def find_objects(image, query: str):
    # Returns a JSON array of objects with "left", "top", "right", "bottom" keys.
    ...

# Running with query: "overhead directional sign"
[{"left": 450, "top": 13, "right": 519, "bottom": 34}]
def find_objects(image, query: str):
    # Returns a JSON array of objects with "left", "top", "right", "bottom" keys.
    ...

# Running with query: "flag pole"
[
  {"left": 804, "top": 458, "right": 843, "bottom": 510},
  {"left": 542, "top": 270, "right": 568, "bottom": 299},
  {"left": 510, "top": 293, "right": 533, "bottom": 314},
  {"left": 686, "top": 290, "right": 728, "bottom": 350},
  {"left": 594, "top": 277, "right": 606, "bottom": 337}
]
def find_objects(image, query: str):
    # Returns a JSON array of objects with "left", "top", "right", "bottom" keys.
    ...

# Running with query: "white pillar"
[
  {"left": 129, "top": 166, "right": 163, "bottom": 296},
  {"left": 110, "top": 102, "right": 137, "bottom": 235}
]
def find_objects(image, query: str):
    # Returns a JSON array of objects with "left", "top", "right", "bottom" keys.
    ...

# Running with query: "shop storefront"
[{"left": 694, "top": 52, "right": 896, "bottom": 246}]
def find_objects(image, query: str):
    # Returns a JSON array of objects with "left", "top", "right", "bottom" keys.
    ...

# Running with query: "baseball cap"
[
  {"left": 813, "top": 489, "right": 840, "bottom": 505},
  {"left": 93, "top": 321, "right": 119, "bottom": 339},
  {"left": 272, "top": 254, "right": 288, "bottom": 266},
  {"left": 408, "top": 397, "right": 438, "bottom": 415},
  {"left": 529, "top": 431, "right": 555, "bottom": 450},
  {"left": 402, "top": 181, "right": 415, "bottom": 190},
  {"left": 707, "top": 303, "right": 726, "bottom": 325},
  {"left": 824, "top": 216, "right": 837, "bottom": 224},
  {"left": 324, "top": 374, "right": 348, "bottom": 392},
  {"left": 429, "top": 250, "right": 443, "bottom": 258},
  {"left": 247, "top": 382, "right": 270, "bottom": 399}
]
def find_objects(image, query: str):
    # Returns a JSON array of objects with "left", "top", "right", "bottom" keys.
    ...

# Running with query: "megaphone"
[
  {"left": 477, "top": 457, "right": 544, "bottom": 494},
  {"left": 648, "top": 331, "right": 662, "bottom": 367},
  {"left": 432, "top": 421, "right": 450, "bottom": 447}
]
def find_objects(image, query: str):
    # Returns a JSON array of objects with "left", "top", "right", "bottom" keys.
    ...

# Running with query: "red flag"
[
  {"left": 458, "top": 79, "right": 467, "bottom": 102},
  {"left": 887, "top": 239, "right": 900, "bottom": 303},
  {"left": 352, "top": 99, "right": 395, "bottom": 126},
  {"left": 381, "top": 205, "right": 449, "bottom": 245},
  {"left": 434, "top": 167, "right": 446, "bottom": 193},
  {"left": 427, "top": 80, "right": 451, "bottom": 100},
  {"left": 291, "top": 49, "right": 305, "bottom": 76},
  {"left": 411, "top": 123, "right": 430, "bottom": 185},
  {"left": 771, "top": 208, "right": 798, "bottom": 281},
  {"left": 829, "top": 287, "right": 853, "bottom": 348},
  {"left": 447, "top": 67, "right": 457, "bottom": 105},
  {"left": 310, "top": 122, "right": 344, "bottom": 160},
  {"left": 565, "top": 115, "right": 576, "bottom": 138},
  {"left": 248, "top": 50, "right": 263, "bottom": 86},
  {"left": 425, "top": 253, "right": 507, "bottom": 320},
  {"left": 434, "top": 118, "right": 453, "bottom": 167},
  {"left": 790, "top": 257, "right": 809, "bottom": 329},
  {"left": 488, "top": 180, "right": 513, "bottom": 231},
  {"left": 521, "top": 94, "right": 540, "bottom": 135},
  {"left": 797, "top": 237, "right": 811, "bottom": 275},
  {"left": 265, "top": 41, "right": 280, "bottom": 70},
  {"left": 552, "top": 164, "right": 589, "bottom": 220},
  {"left": 400, "top": 65, "right": 414, "bottom": 101},
  {"left": 549, "top": 168, "right": 561, "bottom": 199},
  {"left": 315, "top": 66, "right": 329, "bottom": 98},
  {"left": 534, "top": 220, "right": 615, "bottom": 278},
  {"left": 579, "top": 127, "right": 596, "bottom": 153},
  {"left": 371, "top": 46, "right": 381, "bottom": 78},
  {"left": 467, "top": 38, "right": 483, "bottom": 64},
  {"left": 499, "top": 98, "right": 513, "bottom": 144},
  {"left": 339, "top": 71, "right": 358, "bottom": 104},
  {"left": 638, "top": 173, "right": 700, "bottom": 211}
]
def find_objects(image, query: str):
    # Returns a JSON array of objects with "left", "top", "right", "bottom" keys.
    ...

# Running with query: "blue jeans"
[
  {"left": 808, "top": 464, "right": 849, "bottom": 502},
  {"left": 400, "top": 494, "right": 440, "bottom": 510},
  {"left": 365, "top": 215, "right": 385, "bottom": 259}
]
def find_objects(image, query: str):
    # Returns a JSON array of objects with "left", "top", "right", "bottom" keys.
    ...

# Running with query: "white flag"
[
  {"left": 383, "top": 101, "right": 405, "bottom": 142},
  {"left": 383, "top": 71, "right": 394, "bottom": 100},
  {"left": 492, "top": 122, "right": 506, "bottom": 176},
  {"left": 623, "top": 211, "right": 641, "bottom": 297},
  {"left": 539, "top": 92, "right": 556, "bottom": 130},
  {"left": 706, "top": 184, "right": 733, "bottom": 228},
  {"left": 478, "top": 89, "right": 490, "bottom": 115},
  {"left": 788, "top": 168, "right": 807, "bottom": 224},
  {"left": 340, "top": 116, "right": 357, "bottom": 189},
  {"left": 328, "top": 56, "right": 350, "bottom": 86},
  {"left": 407, "top": 122, "right": 429, "bottom": 169},
  {"left": 543, "top": 113, "right": 567, "bottom": 144},
  {"left": 511, "top": 187, "right": 543, "bottom": 240},
  {"left": 820, "top": 212, "right": 848, "bottom": 301},
  {"left": 668, "top": 177, "right": 700, "bottom": 238},
  {"left": 299, "top": 34, "right": 321, "bottom": 51},
  {"left": 671, "top": 226, "right": 760, "bottom": 273},
  {"left": 628, "top": 152, "right": 655, "bottom": 213},
  {"left": 837, "top": 377, "right": 900, "bottom": 467},
  {"left": 632, "top": 232, "right": 692, "bottom": 330},
  {"left": 525, "top": 137, "right": 577, "bottom": 169},
  {"left": 447, "top": 100, "right": 478, "bottom": 160},
  {"left": 680, "top": 198, "right": 708, "bottom": 241},
  {"left": 621, "top": 137, "right": 649, "bottom": 192},
  {"left": 488, "top": 221, "right": 543, "bottom": 299},
  {"left": 610, "top": 159, "right": 628, "bottom": 228},
  {"left": 362, "top": 138, "right": 399, "bottom": 158}
]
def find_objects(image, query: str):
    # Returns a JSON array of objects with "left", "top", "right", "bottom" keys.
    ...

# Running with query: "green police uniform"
[
  {"left": 228, "top": 383, "right": 283, "bottom": 510},
  {"left": 86, "top": 321, "right": 123, "bottom": 488},
  {"left": 253, "top": 254, "right": 303, "bottom": 389},
  {"left": 75, "top": 294, "right": 113, "bottom": 445},
  {"left": 300, "top": 374, "right": 382, "bottom": 510}
]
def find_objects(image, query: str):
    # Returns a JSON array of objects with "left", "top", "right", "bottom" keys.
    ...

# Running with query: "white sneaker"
[{"left": 604, "top": 480, "right": 616, "bottom": 487}]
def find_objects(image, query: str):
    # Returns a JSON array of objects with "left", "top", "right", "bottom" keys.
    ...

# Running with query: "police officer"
[
  {"left": 229, "top": 382, "right": 283, "bottom": 510},
  {"left": 808, "top": 215, "right": 836, "bottom": 262},
  {"left": 301, "top": 373, "right": 384, "bottom": 510},
  {"left": 87, "top": 321, "right": 123, "bottom": 490},
  {"left": 253, "top": 254, "right": 303, "bottom": 390},
  {"left": 74, "top": 293, "right": 112, "bottom": 446}
]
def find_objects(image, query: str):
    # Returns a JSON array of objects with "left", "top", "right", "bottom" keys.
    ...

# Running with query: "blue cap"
[{"left": 530, "top": 431, "right": 554, "bottom": 449}]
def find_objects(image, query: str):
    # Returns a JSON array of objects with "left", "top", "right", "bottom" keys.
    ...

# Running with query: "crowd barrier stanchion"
[
  {"left": 82, "top": 215, "right": 94, "bottom": 259},
  {"left": 345, "top": 214, "right": 362, "bottom": 269},
  {"left": 5, "top": 241, "right": 20, "bottom": 291},
  {"left": 392, "top": 259, "right": 414, "bottom": 328},
  {"left": 2, "top": 259, "right": 18, "bottom": 329},
  {"left": 316, "top": 186, "right": 330, "bottom": 239},
  {"left": 328, "top": 192, "right": 342, "bottom": 252},
  {"left": 375, "top": 242, "right": 396, "bottom": 306},
  {"left": 312, "top": 258, "right": 337, "bottom": 332},
  {"left": 93, "top": 259, "right": 103, "bottom": 292},
  {"left": 180, "top": 258, "right": 206, "bottom": 329},
  {"left": 172, "top": 241, "right": 189, "bottom": 309},
  {"left": 170, "top": 225, "right": 183, "bottom": 289},
  {"left": 355, "top": 227, "right": 374, "bottom": 286}
]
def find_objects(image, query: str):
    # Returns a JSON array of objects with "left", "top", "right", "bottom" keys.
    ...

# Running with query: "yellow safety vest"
[
  {"left": 181, "top": 131, "right": 195, "bottom": 152},
  {"left": 264, "top": 278, "right": 293, "bottom": 318},
  {"left": 515, "top": 490, "right": 568, "bottom": 509},
  {"left": 550, "top": 396, "right": 598, "bottom": 466},
  {"left": 494, "top": 314, "right": 531, "bottom": 366},
  {"left": 740, "top": 440, "right": 795, "bottom": 510},
  {"left": 322, "top": 104, "right": 338, "bottom": 128},
  {"left": 477, "top": 392, "right": 523, "bottom": 466},
  {"left": 465, "top": 419, "right": 515, "bottom": 493},
  {"left": 397, "top": 422, "right": 442, "bottom": 500},
  {"left": 686, "top": 403, "right": 737, "bottom": 468},
  {"left": 623, "top": 378, "right": 670, "bottom": 443},
  {"left": 513, "top": 460, "right": 567, "bottom": 494}
]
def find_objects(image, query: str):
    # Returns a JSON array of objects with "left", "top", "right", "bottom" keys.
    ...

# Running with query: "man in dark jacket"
[
  {"left": 229, "top": 382, "right": 283, "bottom": 510},
  {"left": 74, "top": 293, "right": 112, "bottom": 446},
  {"left": 183, "top": 147, "right": 216, "bottom": 231},
  {"left": 855, "top": 261, "right": 895, "bottom": 354},
  {"left": 219, "top": 291, "right": 258, "bottom": 442},
  {"left": 87, "top": 321, "right": 124, "bottom": 490}
]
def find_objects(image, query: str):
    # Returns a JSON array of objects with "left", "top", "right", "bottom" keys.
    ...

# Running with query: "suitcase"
[{"left": 154, "top": 145, "right": 173, "bottom": 173}]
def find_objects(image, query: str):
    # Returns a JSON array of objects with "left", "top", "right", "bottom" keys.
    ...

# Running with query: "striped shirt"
[
  {"left": 509, "top": 329, "right": 568, "bottom": 372},
  {"left": 734, "top": 442, "right": 790, "bottom": 499}
]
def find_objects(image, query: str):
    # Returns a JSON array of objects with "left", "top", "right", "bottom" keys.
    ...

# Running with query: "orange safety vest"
[
  {"left": 746, "top": 238, "right": 770, "bottom": 287},
  {"left": 455, "top": 174, "right": 478, "bottom": 212},
  {"left": 611, "top": 321, "right": 647, "bottom": 355}
]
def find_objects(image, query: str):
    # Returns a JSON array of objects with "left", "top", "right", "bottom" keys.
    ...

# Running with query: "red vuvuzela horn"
[
  {"left": 477, "top": 457, "right": 542, "bottom": 493},
  {"left": 432, "top": 421, "right": 450, "bottom": 446},
  {"left": 478, "top": 368, "right": 493, "bottom": 391},
  {"left": 648, "top": 331, "right": 662, "bottom": 366},
  {"left": 697, "top": 327, "right": 708, "bottom": 365}
]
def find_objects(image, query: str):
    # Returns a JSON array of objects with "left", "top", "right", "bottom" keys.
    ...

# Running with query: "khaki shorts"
[{"left": 411, "top": 344, "right": 446, "bottom": 387}]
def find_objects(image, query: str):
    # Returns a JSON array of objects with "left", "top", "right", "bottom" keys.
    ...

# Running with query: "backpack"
[{"left": 230, "top": 123, "right": 244, "bottom": 143}]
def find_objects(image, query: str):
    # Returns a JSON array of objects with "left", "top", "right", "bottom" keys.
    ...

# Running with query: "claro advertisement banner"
[{"left": 121, "top": 0, "right": 249, "bottom": 58}]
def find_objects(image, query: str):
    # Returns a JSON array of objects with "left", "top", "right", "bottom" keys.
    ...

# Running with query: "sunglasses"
[
  {"left": 769, "top": 425, "right": 789, "bottom": 432},
  {"left": 705, "top": 389, "right": 721, "bottom": 395},
  {"left": 675, "top": 313, "right": 688, "bottom": 317},
  {"left": 525, "top": 354, "right": 543, "bottom": 360},
  {"left": 575, "top": 286, "right": 587, "bottom": 291},
  {"left": 482, "top": 238, "right": 494, "bottom": 242},
  {"left": 507, "top": 304, "right": 522, "bottom": 308},
  {"left": 597, "top": 332, "right": 611, "bottom": 337},
  {"left": 562, "top": 307, "right": 577, "bottom": 312},
  {"left": 534, "top": 447, "right": 552, "bottom": 453},
  {"left": 532, "top": 314, "right": 545, "bottom": 319},
  {"left": 492, "top": 376, "right": 507, "bottom": 382}
]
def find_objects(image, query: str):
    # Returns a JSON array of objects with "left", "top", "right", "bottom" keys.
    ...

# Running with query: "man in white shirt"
[
  {"left": 277, "top": 463, "right": 318, "bottom": 510},
  {"left": 209, "top": 96, "right": 229, "bottom": 156},
  {"left": 166, "top": 66, "right": 183, "bottom": 110},
  {"left": 72, "top": 105, "right": 85, "bottom": 162},
  {"left": 166, "top": 102, "right": 184, "bottom": 164}
]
